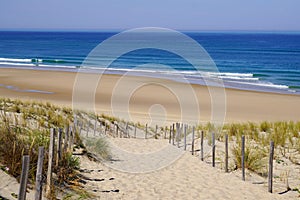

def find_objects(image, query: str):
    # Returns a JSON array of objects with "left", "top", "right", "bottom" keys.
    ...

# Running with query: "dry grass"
[
  {"left": 0, "top": 97, "right": 128, "bottom": 198},
  {"left": 197, "top": 121, "right": 300, "bottom": 181},
  {"left": 0, "top": 113, "right": 49, "bottom": 181},
  {"left": 0, "top": 98, "right": 95, "bottom": 198},
  {"left": 199, "top": 121, "right": 300, "bottom": 150},
  {"left": 231, "top": 138, "right": 268, "bottom": 173},
  {"left": 84, "top": 138, "right": 111, "bottom": 161}
]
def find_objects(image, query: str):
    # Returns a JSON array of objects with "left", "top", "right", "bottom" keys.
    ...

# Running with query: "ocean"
[{"left": 0, "top": 31, "right": 300, "bottom": 95}]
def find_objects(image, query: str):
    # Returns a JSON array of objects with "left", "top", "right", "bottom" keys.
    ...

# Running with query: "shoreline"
[
  {"left": 0, "top": 64, "right": 299, "bottom": 96},
  {"left": 0, "top": 67, "right": 299, "bottom": 124}
]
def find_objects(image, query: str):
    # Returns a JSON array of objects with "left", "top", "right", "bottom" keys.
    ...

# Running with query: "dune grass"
[
  {"left": 0, "top": 97, "right": 127, "bottom": 198},
  {"left": 232, "top": 138, "right": 268, "bottom": 174},
  {"left": 0, "top": 98, "right": 88, "bottom": 198},
  {"left": 197, "top": 121, "right": 300, "bottom": 174},
  {"left": 84, "top": 138, "right": 111, "bottom": 161},
  {"left": 0, "top": 113, "right": 50, "bottom": 180}
]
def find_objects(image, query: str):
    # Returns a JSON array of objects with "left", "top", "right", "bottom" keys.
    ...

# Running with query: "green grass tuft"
[{"left": 84, "top": 138, "right": 111, "bottom": 161}]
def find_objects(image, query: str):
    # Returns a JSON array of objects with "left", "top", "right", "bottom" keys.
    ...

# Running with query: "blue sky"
[{"left": 0, "top": 0, "right": 299, "bottom": 31}]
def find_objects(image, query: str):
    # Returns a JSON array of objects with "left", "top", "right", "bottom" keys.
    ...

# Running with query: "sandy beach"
[
  {"left": 1, "top": 1, "right": 299, "bottom": 199},
  {"left": 0, "top": 67, "right": 299, "bottom": 124},
  {"left": 0, "top": 67, "right": 299, "bottom": 199}
]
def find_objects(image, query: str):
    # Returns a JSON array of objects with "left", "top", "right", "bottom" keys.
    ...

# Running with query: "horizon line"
[{"left": 1, "top": 28, "right": 300, "bottom": 34}]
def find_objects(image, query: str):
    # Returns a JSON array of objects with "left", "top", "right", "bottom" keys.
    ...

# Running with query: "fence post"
[
  {"left": 169, "top": 125, "right": 172, "bottom": 144},
  {"left": 94, "top": 119, "right": 97, "bottom": 136},
  {"left": 46, "top": 128, "right": 55, "bottom": 197},
  {"left": 74, "top": 114, "right": 77, "bottom": 128},
  {"left": 134, "top": 124, "right": 137, "bottom": 138},
  {"left": 56, "top": 128, "right": 62, "bottom": 167},
  {"left": 18, "top": 155, "right": 30, "bottom": 200},
  {"left": 99, "top": 120, "right": 102, "bottom": 135},
  {"left": 87, "top": 120, "right": 90, "bottom": 136},
  {"left": 104, "top": 123, "right": 107, "bottom": 135},
  {"left": 181, "top": 123, "right": 183, "bottom": 138},
  {"left": 191, "top": 126, "right": 195, "bottom": 155},
  {"left": 73, "top": 121, "right": 77, "bottom": 143},
  {"left": 200, "top": 130, "right": 204, "bottom": 161},
  {"left": 35, "top": 147, "right": 44, "bottom": 200},
  {"left": 268, "top": 141, "right": 275, "bottom": 193},
  {"left": 145, "top": 124, "right": 148, "bottom": 139},
  {"left": 120, "top": 124, "right": 122, "bottom": 138},
  {"left": 64, "top": 125, "right": 69, "bottom": 153},
  {"left": 184, "top": 124, "right": 187, "bottom": 151},
  {"left": 79, "top": 121, "right": 83, "bottom": 136},
  {"left": 126, "top": 123, "right": 129, "bottom": 138},
  {"left": 225, "top": 134, "right": 228, "bottom": 173},
  {"left": 212, "top": 132, "right": 215, "bottom": 167},
  {"left": 176, "top": 123, "right": 180, "bottom": 148},
  {"left": 69, "top": 126, "right": 74, "bottom": 151},
  {"left": 116, "top": 124, "right": 119, "bottom": 137},
  {"left": 241, "top": 135, "right": 245, "bottom": 181},
  {"left": 172, "top": 123, "right": 175, "bottom": 145},
  {"left": 85, "top": 121, "right": 88, "bottom": 138}
]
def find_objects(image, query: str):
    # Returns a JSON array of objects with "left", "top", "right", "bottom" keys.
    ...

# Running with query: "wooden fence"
[
  {"left": 17, "top": 119, "right": 276, "bottom": 200},
  {"left": 86, "top": 121, "right": 276, "bottom": 194},
  {"left": 18, "top": 125, "right": 75, "bottom": 200}
]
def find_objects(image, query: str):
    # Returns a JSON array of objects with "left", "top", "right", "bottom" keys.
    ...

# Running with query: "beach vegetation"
[
  {"left": 196, "top": 120, "right": 300, "bottom": 179},
  {"left": 232, "top": 138, "right": 267, "bottom": 173},
  {"left": 84, "top": 137, "right": 111, "bottom": 160},
  {"left": 0, "top": 112, "right": 49, "bottom": 179},
  {"left": 1, "top": 97, "right": 300, "bottom": 197},
  {"left": 0, "top": 97, "right": 117, "bottom": 198},
  {"left": 260, "top": 121, "right": 271, "bottom": 132},
  {"left": 100, "top": 113, "right": 118, "bottom": 123},
  {"left": 57, "top": 152, "right": 80, "bottom": 184}
]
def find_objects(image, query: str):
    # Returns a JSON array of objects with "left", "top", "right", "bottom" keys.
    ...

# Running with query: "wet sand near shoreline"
[{"left": 0, "top": 67, "right": 299, "bottom": 124}]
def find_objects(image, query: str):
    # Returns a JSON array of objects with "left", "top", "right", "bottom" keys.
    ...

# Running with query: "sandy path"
[
  {"left": 77, "top": 137, "right": 286, "bottom": 200},
  {"left": 0, "top": 170, "right": 36, "bottom": 200}
]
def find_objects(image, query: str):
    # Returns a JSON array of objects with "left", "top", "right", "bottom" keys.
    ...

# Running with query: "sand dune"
[{"left": 0, "top": 67, "right": 299, "bottom": 199}]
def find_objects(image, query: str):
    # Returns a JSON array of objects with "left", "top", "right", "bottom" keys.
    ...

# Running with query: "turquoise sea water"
[{"left": 0, "top": 31, "right": 299, "bottom": 94}]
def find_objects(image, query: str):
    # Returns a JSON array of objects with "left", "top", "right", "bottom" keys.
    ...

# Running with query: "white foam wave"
[
  {"left": 38, "top": 64, "right": 77, "bottom": 69},
  {"left": 217, "top": 76, "right": 259, "bottom": 81},
  {"left": 80, "top": 67, "right": 259, "bottom": 83},
  {"left": 213, "top": 72, "right": 253, "bottom": 77},
  {"left": 0, "top": 57, "right": 32, "bottom": 62},
  {"left": 0, "top": 61, "right": 78, "bottom": 69},
  {"left": 81, "top": 66, "right": 158, "bottom": 74},
  {"left": 229, "top": 80, "right": 289, "bottom": 89},
  {"left": 0, "top": 62, "right": 34, "bottom": 66},
  {"left": 0, "top": 61, "right": 292, "bottom": 92}
]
